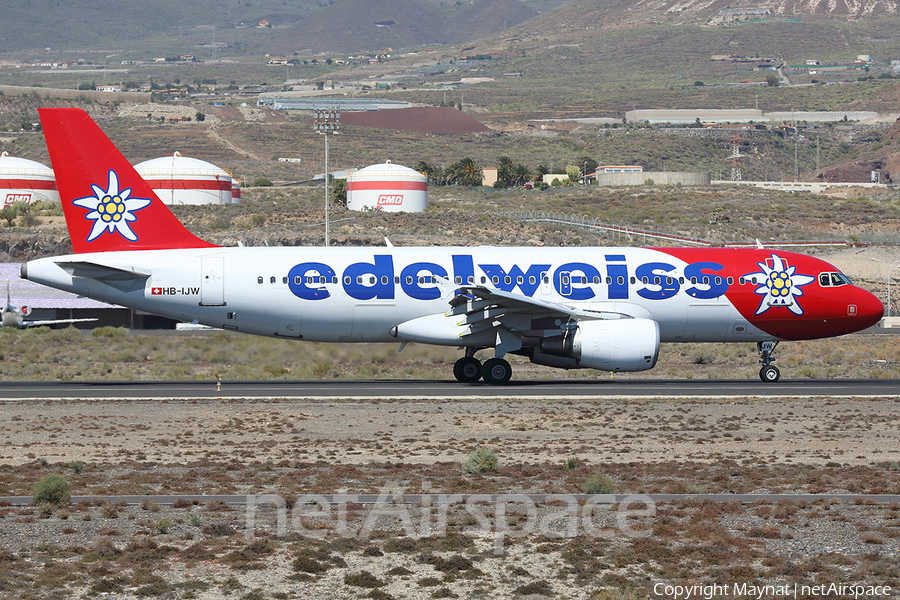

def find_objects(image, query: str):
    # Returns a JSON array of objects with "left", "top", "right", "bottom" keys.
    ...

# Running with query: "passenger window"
[
  {"left": 630, "top": 277, "right": 636, "bottom": 284},
  {"left": 356, "top": 276, "right": 363, "bottom": 284},
  {"left": 257, "top": 276, "right": 263, "bottom": 284},
  {"left": 369, "top": 276, "right": 376, "bottom": 284},
  {"left": 481, "top": 277, "right": 486, "bottom": 284},
  {"left": 455, "top": 276, "right": 462, "bottom": 284},
  {"left": 270, "top": 276, "right": 276, "bottom": 284},
  {"left": 739, "top": 276, "right": 745, "bottom": 285},
  {"left": 654, "top": 276, "right": 661, "bottom": 285},
  {"left": 333, "top": 276, "right": 338, "bottom": 284},
  {"left": 593, "top": 276, "right": 599, "bottom": 284},
  {"left": 468, "top": 276, "right": 475, "bottom": 284},
  {"left": 702, "top": 276, "right": 710, "bottom": 285},
  {"left": 543, "top": 276, "right": 550, "bottom": 284},
  {"left": 282, "top": 276, "right": 288, "bottom": 284},
  {"left": 606, "top": 276, "right": 612, "bottom": 284},
  {"left": 294, "top": 276, "right": 302, "bottom": 285},
  {"left": 406, "top": 276, "right": 413, "bottom": 285},
  {"left": 690, "top": 277, "right": 697, "bottom": 285},
  {"left": 344, "top": 276, "right": 351, "bottom": 285},
  {"left": 517, "top": 276, "right": 524, "bottom": 284},
  {"left": 641, "top": 276, "right": 649, "bottom": 284},
  {"left": 394, "top": 276, "right": 399, "bottom": 284},
  {"left": 530, "top": 276, "right": 537, "bottom": 285},
  {"left": 726, "top": 277, "right": 733, "bottom": 285},
  {"left": 562, "top": 275, "right": 570, "bottom": 285},
  {"left": 492, "top": 276, "right": 500, "bottom": 284},
  {"left": 381, "top": 276, "right": 388, "bottom": 285},
  {"left": 617, "top": 276, "right": 625, "bottom": 285},
  {"left": 504, "top": 276, "right": 512, "bottom": 285}
]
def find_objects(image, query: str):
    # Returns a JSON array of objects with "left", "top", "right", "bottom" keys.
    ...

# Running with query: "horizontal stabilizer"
[{"left": 56, "top": 261, "right": 151, "bottom": 282}]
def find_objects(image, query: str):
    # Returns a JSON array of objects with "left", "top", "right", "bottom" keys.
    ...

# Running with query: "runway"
[{"left": 0, "top": 377, "right": 897, "bottom": 400}]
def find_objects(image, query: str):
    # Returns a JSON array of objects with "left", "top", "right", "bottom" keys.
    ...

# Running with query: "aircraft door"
[
  {"left": 200, "top": 257, "right": 226, "bottom": 306},
  {"left": 540, "top": 271, "right": 552, "bottom": 295}
]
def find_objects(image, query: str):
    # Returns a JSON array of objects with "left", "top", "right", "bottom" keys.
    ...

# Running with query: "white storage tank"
[
  {"left": 0, "top": 152, "right": 59, "bottom": 207},
  {"left": 231, "top": 179, "right": 242, "bottom": 204},
  {"left": 346, "top": 160, "right": 427, "bottom": 213},
  {"left": 134, "top": 152, "right": 233, "bottom": 205}
]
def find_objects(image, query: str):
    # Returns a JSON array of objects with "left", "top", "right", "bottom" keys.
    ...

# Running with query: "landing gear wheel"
[
  {"left": 482, "top": 358, "right": 512, "bottom": 385},
  {"left": 453, "top": 357, "right": 482, "bottom": 383},
  {"left": 759, "top": 365, "right": 780, "bottom": 383}
]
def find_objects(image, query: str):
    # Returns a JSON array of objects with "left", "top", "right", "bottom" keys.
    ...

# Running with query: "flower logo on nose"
[
  {"left": 73, "top": 169, "right": 151, "bottom": 243},
  {"left": 744, "top": 254, "right": 815, "bottom": 315}
]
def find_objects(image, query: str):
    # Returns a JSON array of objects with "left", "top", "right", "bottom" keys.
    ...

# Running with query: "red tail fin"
[{"left": 39, "top": 108, "right": 219, "bottom": 253}]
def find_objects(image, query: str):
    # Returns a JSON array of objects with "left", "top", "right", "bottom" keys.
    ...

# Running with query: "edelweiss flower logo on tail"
[
  {"left": 73, "top": 169, "right": 151, "bottom": 242},
  {"left": 743, "top": 254, "right": 815, "bottom": 315}
]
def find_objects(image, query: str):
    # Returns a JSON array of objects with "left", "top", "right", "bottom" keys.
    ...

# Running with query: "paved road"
[{"left": 0, "top": 378, "right": 897, "bottom": 400}]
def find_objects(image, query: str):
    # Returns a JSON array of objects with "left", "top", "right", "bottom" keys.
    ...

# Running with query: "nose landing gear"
[{"left": 758, "top": 341, "right": 780, "bottom": 382}]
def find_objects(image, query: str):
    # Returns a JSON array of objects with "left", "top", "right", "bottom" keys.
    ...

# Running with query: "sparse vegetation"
[
  {"left": 583, "top": 472, "right": 615, "bottom": 495},
  {"left": 31, "top": 473, "right": 70, "bottom": 507},
  {"left": 462, "top": 447, "right": 501, "bottom": 474}
]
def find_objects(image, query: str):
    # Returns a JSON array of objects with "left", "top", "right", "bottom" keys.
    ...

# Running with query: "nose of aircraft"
[{"left": 855, "top": 286, "right": 885, "bottom": 329}]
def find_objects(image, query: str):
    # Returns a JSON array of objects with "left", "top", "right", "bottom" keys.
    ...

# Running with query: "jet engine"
[{"left": 539, "top": 318, "right": 660, "bottom": 372}]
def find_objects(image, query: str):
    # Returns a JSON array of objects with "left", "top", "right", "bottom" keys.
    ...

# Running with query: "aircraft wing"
[
  {"left": 22, "top": 317, "right": 98, "bottom": 328},
  {"left": 448, "top": 284, "right": 632, "bottom": 321},
  {"left": 437, "top": 284, "right": 637, "bottom": 353}
]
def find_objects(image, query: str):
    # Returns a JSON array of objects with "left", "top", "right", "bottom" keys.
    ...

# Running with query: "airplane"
[
  {"left": 22, "top": 108, "right": 884, "bottom": 383},
  {"left": 2, "top": 281, "right": 97, "bottom": 329}
]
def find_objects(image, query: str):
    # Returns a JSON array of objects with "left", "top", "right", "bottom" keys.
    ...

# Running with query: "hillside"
[{"left": 263, "top": 0, "right": 537, "bottom": 54}]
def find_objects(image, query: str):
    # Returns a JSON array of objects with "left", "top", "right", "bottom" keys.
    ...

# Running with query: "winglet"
[{"left": 39, "top": 108, "right": 219, "bottom": 254}]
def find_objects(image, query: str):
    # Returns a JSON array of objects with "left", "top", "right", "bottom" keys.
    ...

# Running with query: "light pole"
[
  {"left": 870, "top": 258, "right": 900, "bottom": 317},
  {"left": 313, "top": 107, "right": 340, "bottom": 246}
]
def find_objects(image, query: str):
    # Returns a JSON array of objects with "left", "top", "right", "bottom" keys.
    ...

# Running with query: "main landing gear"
[
  {"left": 758, "top": 340, "right": 780, "bottom": 383},
  {"left": 453, "top": 351, "right": 512, "bottom": 385}
]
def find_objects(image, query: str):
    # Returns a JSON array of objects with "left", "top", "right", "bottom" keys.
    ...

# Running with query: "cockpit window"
[{"left": 819, "top": 272, "right": 851, "bottom": 287}]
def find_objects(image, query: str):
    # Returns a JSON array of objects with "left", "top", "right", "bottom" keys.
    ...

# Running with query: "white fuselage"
[{"left": 23, "top": 246, "right": 770, "bottom": 344}]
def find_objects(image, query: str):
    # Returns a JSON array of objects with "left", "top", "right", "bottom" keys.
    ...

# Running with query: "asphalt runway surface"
[{"left": 0, "top": 378, "right": 897, "bottom": 400}]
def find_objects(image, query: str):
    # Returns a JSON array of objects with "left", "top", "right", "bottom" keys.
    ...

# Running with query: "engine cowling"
[{"left": 539, "top": 318, "right": 660, "bottom": 372}]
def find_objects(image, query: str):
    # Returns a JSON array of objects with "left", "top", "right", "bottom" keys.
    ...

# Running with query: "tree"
[
  {"left": 195, "top": 112, "right": 206, "bottom": 122},
  {"left": 0, "top": 205, "right": 18, "bottom": 227},
  {"left": 413, "top": 160, "right": 442, "bottom": 184},
  {"left": 576, "top": 156, "right": 599, "bottom": 176},
  {"left": 512, "top": 164, "right": 533, "bottom": 187},
  {"left": 331, "top": 179, "right": 347, "bottom": 205},
  {"left": 496, "top": 155, "right": 515, "bottom": 187},
  {"left": 446, "top": 157, "right": 483, "bottom": 186},
  {"left": 565, "top": 165, "right": 582, "bottom": 185},
  {"left": 766, "top": 74, "right": 779, "bottom": 87}
]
